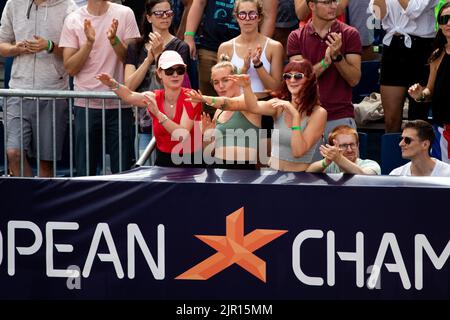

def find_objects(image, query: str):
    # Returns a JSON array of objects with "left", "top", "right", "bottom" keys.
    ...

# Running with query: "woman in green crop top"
[
  {"left": 189, "top": 59, "right": 327, "bottom": 172},
  {"left": 202, "top": 55, "right": 261, "bottom": 169}
]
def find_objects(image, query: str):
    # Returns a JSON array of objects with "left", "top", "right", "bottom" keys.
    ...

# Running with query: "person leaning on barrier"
[
  {"left": 186, "top": 59, "right": 327, "bottom": 172},
  {"left": 59, "top": 0, "right": 140, "bottom": 176},
  {"left": 307, "top": 125, "right": 381, "bottom": 175},
  {"left": 0, "top": 0, "right": 77, "bottom": 177},
  {"left": 390, "top": 120, "right": 450, "bottom": 176},
  {"left": 202, "top": 55, "right": 261, "bottom": 169},
  {"left": 408, "top": 3, "right": 450, "bottom": 164},
  {"left": 96, "top": 50, "right": 202, "bottom": 167}
]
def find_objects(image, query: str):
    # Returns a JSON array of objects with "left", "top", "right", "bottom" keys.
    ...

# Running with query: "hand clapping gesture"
[
  {"left": 84, "top": 19, "right": 96, "bottom": 44},
  {"left": 408, "top": 83, "right": 424, "bottom": 101},
  {"left": 148, "top": 32, "right": 164, "bottom": 59},
  {"left": 95, "top": 73, "right": 116, "bottom": 88},
  {"left": 107, "top": 18, "right": 119, "bottom": 44},
  {"left": 271, "top": 99, "right": 299, "bottom": 117},
  {"left": 227, "top": 74, "right": 251, "bottom": 87}
]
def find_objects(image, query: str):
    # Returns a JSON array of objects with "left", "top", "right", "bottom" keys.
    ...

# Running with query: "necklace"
[{"left": 164, "top": 94, "right": 177, "bottom": 109}]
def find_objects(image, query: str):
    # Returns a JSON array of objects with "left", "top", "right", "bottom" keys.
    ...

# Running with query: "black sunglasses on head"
[
  {"left": 282, "top": 72, "right": 304, "bottom": 80},
  {"left": 438, "top": 14, "right": 450, "bottom": 25},
  {"left": 163, "top": 66, "right": 186, "bottom": 76},
  {"left": 399, "top": 136, "right": 414, "bottom": 145}
]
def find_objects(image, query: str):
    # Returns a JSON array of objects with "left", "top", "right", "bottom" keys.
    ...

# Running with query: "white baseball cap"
[{"left": 158, "top": 50, "right": 186, "bottom": 69}]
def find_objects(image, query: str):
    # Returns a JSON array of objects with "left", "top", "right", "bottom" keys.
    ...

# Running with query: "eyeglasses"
[
  {"left": 163, "top": 66, "right": 186, "bottom": 76},
  {"left": 314, "top": 0, "right": 340, "bottom": 5},
  {"left": 151, "top": 9, "right": 174, "bottom": 18},
  {"left": 282, "top": 72, "right": 304, "bottom": 81},
  {"left": 438, "top": 14, "right": 450, "bottom": 25},
  {"left": 399, "top": 136, "right": 414, "bottom": 145},
  {"left": 236, "top": 10, "right": 259, "bottom": 21},
  {"left": 338, "top": 143, "right": 357, "bottom": 151}
]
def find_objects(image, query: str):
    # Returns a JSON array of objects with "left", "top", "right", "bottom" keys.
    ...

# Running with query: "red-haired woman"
[{"left": 187, "top": 59, "right": 327, "bottom": 171}]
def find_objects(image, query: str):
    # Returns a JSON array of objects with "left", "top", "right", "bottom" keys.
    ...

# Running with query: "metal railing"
[{"left": 0, "top": 89, "right": 156, "bottom": 177}]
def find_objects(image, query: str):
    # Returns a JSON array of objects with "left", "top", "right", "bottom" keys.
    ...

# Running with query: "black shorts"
[{"left": 380, "top": 34, "right": 433, "bottom": 87}]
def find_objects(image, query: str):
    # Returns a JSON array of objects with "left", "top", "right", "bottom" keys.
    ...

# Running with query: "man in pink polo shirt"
[
  {"left": 287, "top": 0, "right": 362, "bottom": 161},
  {"left": 59, "top": 0, "right": 140, "bottom": 176}
]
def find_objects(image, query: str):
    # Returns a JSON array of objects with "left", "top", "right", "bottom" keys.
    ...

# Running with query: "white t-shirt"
[
  {"left": 389, "top": 158, "right": 450, "bottom": 177},
  {"left": 326, "top": 158, "right": 381, "bottom": 175}
]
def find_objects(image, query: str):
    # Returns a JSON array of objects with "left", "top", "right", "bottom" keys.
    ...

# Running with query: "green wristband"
[
  {"left": 111, "top": 36, "right": 120, "bottom": 47},
  {"left": 211, "top": 97, "right": 216, "bottom": 106},
  {"left": 184, "top": 31, "right": 195, "bottom": 37},
  {"left": 321, "top": 59, "right": 329, "bottom": 69},
  {"left": 291, "top": 125, "right": 301, "bottom": 131},
  {"left": 321, "top": 158, "right": 328, "bottom": 169}
]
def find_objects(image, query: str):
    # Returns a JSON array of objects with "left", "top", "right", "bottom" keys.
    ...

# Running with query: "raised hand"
[
  {"left": 241, "top": 48, "right": 252, "bottom": 74},
  {"left": 408, "top": 83, "right": 424, "bottom": 101},
  {"left": 95, "top": 73, "right": 115, "bottom": 88},
  {"left": 84, "top": 19, "right": 95, "bottom": 44},
  {"left": 149, "top": 32, "right": 164, "bottom": 58},
  {"left": 271, "top": 99, "right": 298, "bottom": 116},
  {"left": 227, "top": 74, "right": 251, "bottom": 87},
  {"left": 319, "top": 143, "right": 341, "bottom": 163},
  {"left": 201, "top": 112, "right": 215, "bottom": 133},
  {"left": 185, "top": 89, "right": 206, "bottom": 104},
  {"left": 107, "top": 18, "right": 119, "bottom": 42},
  {"left": 251, "top": 44, "right": 262, "bottom": 65},
  {"left": 142, "top": 92, "right": 158, "bottom": 115},
  {"left": 326, "top": 32, "right": 342, "bottom": 58}
]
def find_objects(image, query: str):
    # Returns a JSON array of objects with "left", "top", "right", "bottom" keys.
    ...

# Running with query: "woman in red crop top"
[{"left": 97, "top": 50, "right": 202, "bottom": 167}]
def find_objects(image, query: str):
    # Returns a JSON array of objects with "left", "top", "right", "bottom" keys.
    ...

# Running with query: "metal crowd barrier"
[{"left": 0, "top": 89, "right": 156, "bottom": 178}]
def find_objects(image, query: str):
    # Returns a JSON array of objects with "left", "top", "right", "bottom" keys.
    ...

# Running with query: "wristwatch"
[{"left": 331, "top": 54, "right": 343, "bottom": 63}]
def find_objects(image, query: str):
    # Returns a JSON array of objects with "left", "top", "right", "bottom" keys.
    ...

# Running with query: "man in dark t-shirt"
[{"left": 287, "top": 0, "right": 362, "bottom": 161}]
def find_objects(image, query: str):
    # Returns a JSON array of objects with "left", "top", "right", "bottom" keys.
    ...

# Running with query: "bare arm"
[
  {"left": 287, "top": 105, "right": 327, "bottom": 158},
  {"left": 176, "top": 0, "right": 193, "bottom": 39},
  {"left": 260, "top": 0, "right": 278, "bottom": 37},
  {"left": 0, "top": 41, "right": 32, "bottom": 57},
  {"left": 184, "top": 0, "right": 207, "bottom": 58},
  {"left": 63, "top": 19, "right": 95, "bottom": 76},
  {"left": 124, "top": 49, "right": 155, "bottom": 91},
  {"left": 63, "top": 43, "right": 93, "bottom": 77},
  {"left": 333, "top": 53, "right": 361, "bottom": 87},
  {"left": 372, "top": 0, "right": 387, "bottom": 20}
]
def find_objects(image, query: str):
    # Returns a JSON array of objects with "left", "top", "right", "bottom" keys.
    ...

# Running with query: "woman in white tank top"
[{"left": 217, "top": 0, "right": 284, "bottom": 99}]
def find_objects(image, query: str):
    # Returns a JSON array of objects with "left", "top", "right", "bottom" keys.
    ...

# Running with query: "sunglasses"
[
  {"left": 438, "top": 14, "right": 450, "bottom": 25},
  {"left": 151, "top": 9, "right": 174, "bottom": 18},
  {"left": 163, "top": 66, "right": 186, "bottom": 76},
  {"left": 399, "top": 136, "right": 414, "bottom": 145},
  {"left": 282, "top": 72, "right": 305, "bottom": 81},
  {"left": 236, "top": 10, "right": 259, "bottom": 21}
]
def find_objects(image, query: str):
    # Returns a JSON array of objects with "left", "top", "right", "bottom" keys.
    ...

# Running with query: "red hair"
[{"left": 273, "top": 60, "right": 319, "bottom": 116}]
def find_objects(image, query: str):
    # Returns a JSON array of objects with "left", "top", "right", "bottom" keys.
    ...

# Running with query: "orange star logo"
[{"left": 176, "top": 207, "right": 287, "bottom": 282}]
